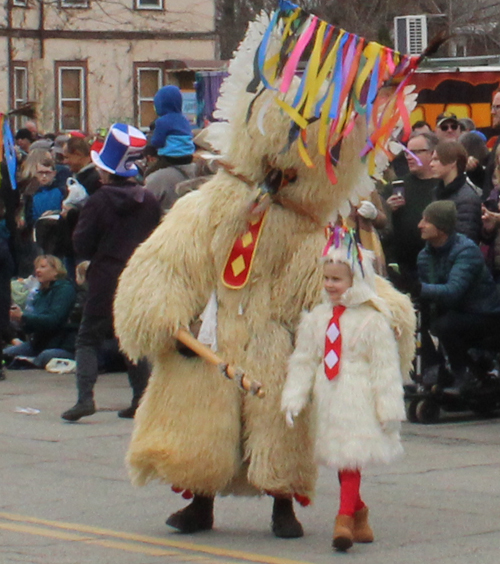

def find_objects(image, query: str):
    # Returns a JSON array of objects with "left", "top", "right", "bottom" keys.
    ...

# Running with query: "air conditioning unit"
[{"left": 394, "top": 15, "right": 428, "bottom": 55}]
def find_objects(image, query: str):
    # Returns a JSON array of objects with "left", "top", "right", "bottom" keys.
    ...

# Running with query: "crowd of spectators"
[
  {"left": 2, "top": 85, "right": 500, "bottom": 404},
  {"left": 380, "top": 91, "right": 500, "bottom": 393},
  {"left": 0, "top": 87, "right": 216, "bottom": 402}
]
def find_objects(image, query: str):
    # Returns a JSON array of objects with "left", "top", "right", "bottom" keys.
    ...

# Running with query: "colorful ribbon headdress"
[
  {"left": 248, "top": 0, "right": 421, "bottom": 184},
  {"left": 323, "top": 224, "right": 365, "bottom": 277}
]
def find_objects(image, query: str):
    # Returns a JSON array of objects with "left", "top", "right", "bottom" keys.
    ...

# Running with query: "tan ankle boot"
[
  {"left": 332, "top": 514, "right": 354, "bottom": 551},
  {"left": 353, "top": 506, "right": 374, "bottom": 543}
]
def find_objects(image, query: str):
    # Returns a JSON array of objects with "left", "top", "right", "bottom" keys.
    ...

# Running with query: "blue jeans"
[{"left": 3, "top": 341, "right": 74, "bottom": 368}]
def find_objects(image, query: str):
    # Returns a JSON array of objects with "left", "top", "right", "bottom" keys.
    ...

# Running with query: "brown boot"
[
  {"left": 166, "top": 495, "right": 214, "bottom": 533},
  {"left": 353, "top": 506, "right": 374, "bottom": 543},
  {"left": 332, "top": 514, "right": 354, "bottom": 552}
]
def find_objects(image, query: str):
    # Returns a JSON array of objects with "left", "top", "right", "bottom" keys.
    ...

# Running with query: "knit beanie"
[{"left": 423, "top": 201, "right": 457, "bottom": 235}]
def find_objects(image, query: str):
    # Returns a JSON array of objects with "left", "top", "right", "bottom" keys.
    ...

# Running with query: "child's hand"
[{"left": 285, "top": 409, "right": 299, "bottom": 428}]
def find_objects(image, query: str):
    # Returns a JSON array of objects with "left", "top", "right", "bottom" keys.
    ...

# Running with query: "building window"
[
  {"left": 13, "top": 0, "right": 28, "bottom": 7},
  {"left": 134, "top": 65, "right": 163, "bottom": 130},
  {"left": 135, "top": 0, "right": 163, "bottom": 10},
  {"left": 11, "top": 63, "right": 28, "bottom": 130},
  {"left": 55, "top": 63, "right": 87, "bottom": 132},
  {"left": 60, "top": 0, "right": 90, "bottom": 7}
]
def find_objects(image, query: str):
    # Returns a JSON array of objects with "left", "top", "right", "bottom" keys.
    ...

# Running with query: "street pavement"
[{"left": 1, "top": 368, "right": 500, "bottom": 564}]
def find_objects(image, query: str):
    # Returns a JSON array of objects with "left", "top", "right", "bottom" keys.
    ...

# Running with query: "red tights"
[{"left": 338, "top": 469, "right": 365, "bottom": 517}]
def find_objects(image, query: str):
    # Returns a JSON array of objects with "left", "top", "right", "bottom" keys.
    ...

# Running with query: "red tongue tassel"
[
  {"left": 171, "top": 486, "right": 193, "bottom": 499},
  {"left": 294, "top": 493, "right": 312, "bottom": 507}
]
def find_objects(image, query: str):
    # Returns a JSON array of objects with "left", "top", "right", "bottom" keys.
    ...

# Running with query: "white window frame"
[
  {"left": 12, "top": 64, "right": 28, "bottom": 130},
  {"left": 13, "top": 0, "right": 28, "bottom": 7},
  {"left": 57, "top": 65, "right": 87, "bottom": 132},
  {"left": 135, "top": 0, "right": 163, "bottom": 10},
  {"left": 60, "top": 0, "right": 90, "bottom": 7},
  {"left": 135, "top": 66, "right": 163, "bottom": 130}
]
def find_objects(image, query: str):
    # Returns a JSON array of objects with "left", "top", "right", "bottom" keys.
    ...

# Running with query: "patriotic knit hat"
[{"left": 91, "top": 123, "right": 147, "bottom": 177}]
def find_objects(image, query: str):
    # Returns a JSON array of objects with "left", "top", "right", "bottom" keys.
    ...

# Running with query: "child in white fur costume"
[{"left": 282, "top": 232, "right": 405, "bottom": 552}]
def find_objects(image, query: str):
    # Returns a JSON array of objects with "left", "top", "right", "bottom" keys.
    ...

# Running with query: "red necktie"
[{"left": 324, "top": 305, "right": 346, "bottom": 380}]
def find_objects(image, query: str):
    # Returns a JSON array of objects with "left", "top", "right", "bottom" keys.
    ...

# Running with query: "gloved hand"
[
  {"left": 381, "top": 420, "right": 401, "bottom": 433},
  {"left": 357, "top": 200, "right": 378, "bottom": 220},
  {"left": 285, "top": 409, "right": 300, "bottom": 428}
]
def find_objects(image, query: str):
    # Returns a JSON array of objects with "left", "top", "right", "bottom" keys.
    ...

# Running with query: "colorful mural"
[{"left": 409, "top": 68, "right": 500, "bottom": 134}]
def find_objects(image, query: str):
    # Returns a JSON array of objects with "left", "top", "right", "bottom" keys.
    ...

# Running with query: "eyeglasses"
[
  {"left": 406, "top": 148, "right": 431, "bottom": 156},
  {"left": 439, "top": 123, "right": 458, "bottom": 132}
]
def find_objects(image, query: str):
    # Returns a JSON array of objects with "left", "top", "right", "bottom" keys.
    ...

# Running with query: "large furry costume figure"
[{"left": 114, "top": 7, "right": 416, "bottom": 536}]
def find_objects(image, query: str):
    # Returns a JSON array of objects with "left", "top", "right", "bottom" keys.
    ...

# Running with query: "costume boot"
[
  {"left": 271, "top": 496, "right": 304, "bottom": 538},
  {"left": 353, "top": 506, "right": 374, "bottom": 543},
  {"left": 332, "top": 514, "right": 354, "bottom": 552},
  {"left": 166, "top": 494, "right": 214, "bottom": 533}
]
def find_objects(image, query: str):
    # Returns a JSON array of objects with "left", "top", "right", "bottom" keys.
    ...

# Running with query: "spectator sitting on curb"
[{"left": 3, "top": 255, "right": 76, "bottom": 369}]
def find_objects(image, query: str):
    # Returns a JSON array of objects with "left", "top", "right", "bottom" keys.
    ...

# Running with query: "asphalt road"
[{"left": 1, "top": 368, "right": 500, "bottom": 564}]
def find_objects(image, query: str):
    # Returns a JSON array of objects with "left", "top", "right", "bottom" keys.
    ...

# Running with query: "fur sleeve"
[
  {"left": 114, "top": 190, "right": 217, "bottom": 361},
  {"left": 281, "top": 309, "right": 322, "bottom": 414},
  {"left": 363, "top": 312, "right": 406, "bottom": 424}
]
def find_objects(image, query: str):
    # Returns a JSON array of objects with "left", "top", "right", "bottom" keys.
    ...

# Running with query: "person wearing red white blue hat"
[{"left": 61, "top": 124, "right": 162, "bottom": 422}]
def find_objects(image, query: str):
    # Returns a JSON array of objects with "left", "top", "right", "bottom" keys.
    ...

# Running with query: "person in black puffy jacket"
[{"left": 431, "top": 141, "right": 482, "bottom": 244}]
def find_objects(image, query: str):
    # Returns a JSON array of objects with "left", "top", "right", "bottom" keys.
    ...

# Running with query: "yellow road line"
[
  {"left": 0, "top": 512, "right": 314, "bottom": 564},
  {"left": 0, "top": 522, "right": 181, "bottom": 557}
]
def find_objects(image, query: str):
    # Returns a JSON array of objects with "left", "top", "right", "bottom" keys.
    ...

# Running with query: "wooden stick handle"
[{"left": 175, "top": 328, "right": 265, "bottom": 398}]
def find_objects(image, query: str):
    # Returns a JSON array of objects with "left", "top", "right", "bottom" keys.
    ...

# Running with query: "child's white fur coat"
[{"left": 282, "top": 252, "right": 406, "bottom": 470}]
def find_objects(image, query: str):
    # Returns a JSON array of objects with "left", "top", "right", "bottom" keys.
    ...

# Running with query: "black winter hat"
[{"left": 423, "top": 201, "right": 457, "bottom": 235}]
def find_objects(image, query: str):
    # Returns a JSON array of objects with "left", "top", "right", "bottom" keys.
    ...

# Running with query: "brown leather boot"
[
  {"left": 332, "top": 514, "right": 354, "bottom": 551},
  {"left": 353, "top": 506, "right": 374, "bottom": 543}
]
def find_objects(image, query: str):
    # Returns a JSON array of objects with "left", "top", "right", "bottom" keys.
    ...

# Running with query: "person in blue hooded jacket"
[{"left": 148, "top": 85, "right": 195, "bottom": 176}]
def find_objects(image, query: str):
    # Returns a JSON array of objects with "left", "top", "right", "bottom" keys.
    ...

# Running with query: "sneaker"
[{"left": 61, "top": 401, "right": 96, "bottom": 421}]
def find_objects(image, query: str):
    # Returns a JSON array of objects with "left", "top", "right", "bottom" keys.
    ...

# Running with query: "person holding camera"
[{"left": 384, "top": 132, "right": 439, "bottom": 292}]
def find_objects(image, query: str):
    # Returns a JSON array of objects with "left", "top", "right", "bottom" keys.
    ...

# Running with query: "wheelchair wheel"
[
  {"left": 405, "top": 399, "right": 420, "bottom": 423},
  {"left": 416, "top": 398, "right": 440, "bottom": 424}
]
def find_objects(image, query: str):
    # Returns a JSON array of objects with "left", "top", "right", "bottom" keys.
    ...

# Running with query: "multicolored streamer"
[
  {"left": 323, "top": 224, "right": 365, "bottom": 276},
  {"left": 250, "top": 0, "right": 421, "bottom": 183}
]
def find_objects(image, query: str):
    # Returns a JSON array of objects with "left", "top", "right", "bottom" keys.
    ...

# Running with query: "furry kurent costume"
[{"left": 114, "top": 1, "right": 418, "bottom": 537}]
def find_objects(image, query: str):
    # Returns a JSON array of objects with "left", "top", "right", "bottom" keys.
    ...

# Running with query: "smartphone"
[{"left": 392, "top": 180, "right": 405, "bottom": 199}]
